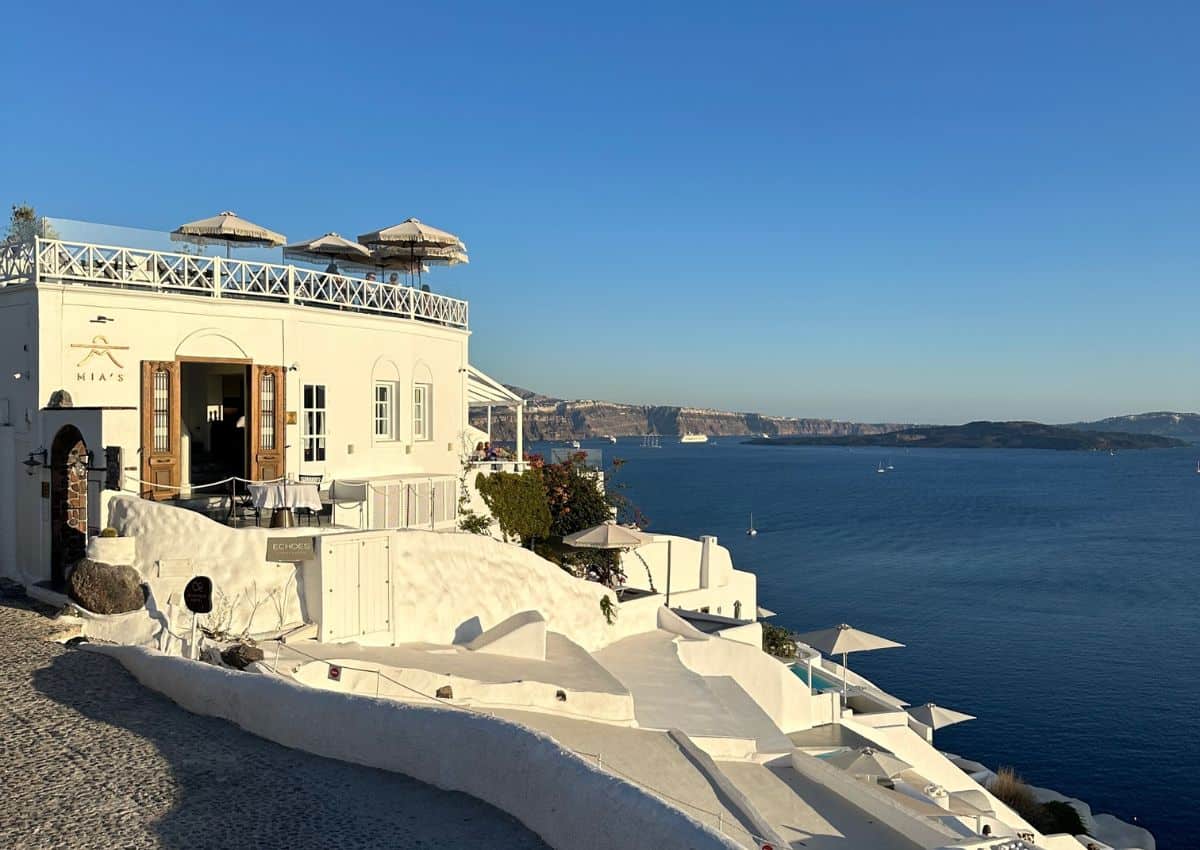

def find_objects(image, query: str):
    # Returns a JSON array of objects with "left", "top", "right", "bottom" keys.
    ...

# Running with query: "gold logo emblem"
[{"left": 71, "top": 335, "right": 129, "bottom": 368}]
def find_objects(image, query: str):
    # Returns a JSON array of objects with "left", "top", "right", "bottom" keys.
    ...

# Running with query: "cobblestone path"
[{"left": 0, "top": 594, "right": 548, "bottom": 849}]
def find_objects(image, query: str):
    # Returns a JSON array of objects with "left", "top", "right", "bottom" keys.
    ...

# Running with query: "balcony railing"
[{"left": 0, "top": 237, "right": 469, "bottom": 329}]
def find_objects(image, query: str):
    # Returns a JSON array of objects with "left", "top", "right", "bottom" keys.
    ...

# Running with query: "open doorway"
[{"left": 180, "top": 361, "right": 249, "bottom": 488}]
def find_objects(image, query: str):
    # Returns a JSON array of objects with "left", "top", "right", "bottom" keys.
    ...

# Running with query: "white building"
[{"left": 0, "top": 217, "right": 524, "bottom": 588}]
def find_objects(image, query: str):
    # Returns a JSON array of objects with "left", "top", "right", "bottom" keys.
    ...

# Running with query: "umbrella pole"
[
  {"left": 842, "top": 651, "right": 848, "bottom": 706},
  {"left": 664, "top": 539, "right": 673, "bottom": 608}
]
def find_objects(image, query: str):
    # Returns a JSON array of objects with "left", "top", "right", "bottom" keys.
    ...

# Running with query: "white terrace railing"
[{"left": 0, "top": 238, "right": 469, "bottom": 329}]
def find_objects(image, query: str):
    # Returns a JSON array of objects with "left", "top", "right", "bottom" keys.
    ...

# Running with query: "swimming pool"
[{"left": 790, "top": 663, "right": 842, "bottom": 692}]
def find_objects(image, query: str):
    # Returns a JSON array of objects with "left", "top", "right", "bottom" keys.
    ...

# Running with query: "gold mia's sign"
[{"left": 70, "top": 335, "right": 129, "bottom": 382}]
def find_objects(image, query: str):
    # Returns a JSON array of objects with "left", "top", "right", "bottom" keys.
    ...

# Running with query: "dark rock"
[
  {"left": 221, "top": 643, "right": 265, "bottom": 670},
  {"left": 67, "top": 559, "right": 145, "bottom": 615}
]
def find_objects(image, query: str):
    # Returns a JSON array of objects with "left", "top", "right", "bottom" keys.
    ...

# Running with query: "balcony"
[{"left": 0, "top": 235, "right": 469, "bottom": 329}]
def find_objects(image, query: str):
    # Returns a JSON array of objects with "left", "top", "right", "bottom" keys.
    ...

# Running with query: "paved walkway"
[{"left": 0, "top": 592, "right": 547, "bottom": 850}]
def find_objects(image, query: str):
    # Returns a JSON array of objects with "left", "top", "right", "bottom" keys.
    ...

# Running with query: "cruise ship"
[{"left": 680, "top": 433, "right": 709, "bottom": 444}]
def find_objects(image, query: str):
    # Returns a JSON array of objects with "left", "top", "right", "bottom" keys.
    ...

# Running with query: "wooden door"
[
  {"left": 140, "top": 360, "right": 181, "bottom": 500},
  {"left": 249, "top": 364, "right": 286, "bottom": 482}
]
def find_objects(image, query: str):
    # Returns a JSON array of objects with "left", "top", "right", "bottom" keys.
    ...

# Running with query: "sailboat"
[
  {"left": 886, "top": 458, "right": 895, "bottom": 470},
  {"left": 747, "top": 513, "right": 758, "bottom": 536},
  {"left": 876, "top": 461, "right": 887, "bottom": 474},
  {"left": 1195, "top": 459, "right": 1199, "bottom": 474}
]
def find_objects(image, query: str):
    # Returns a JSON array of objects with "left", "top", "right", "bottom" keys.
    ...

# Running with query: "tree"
[
  {"left": 5, "top": 204, "right": 56, "bottom": 242},
  {"left": 538, "top": 452, "right": 613, "bottom": 538}
]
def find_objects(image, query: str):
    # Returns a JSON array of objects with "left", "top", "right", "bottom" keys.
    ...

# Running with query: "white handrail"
[{"left": 23, "top": 237, "right": 469, "bottom": 329}]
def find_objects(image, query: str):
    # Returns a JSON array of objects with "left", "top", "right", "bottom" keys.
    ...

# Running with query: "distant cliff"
[
  {"left": 470, "top": 388, "right": 907, "bottom": 442},
  {"left": 748, "top": 421, "right": 1186, "bottom": 451},
  {"left": 1065, "top": 411, "right": 1200, "bottom": 443}
]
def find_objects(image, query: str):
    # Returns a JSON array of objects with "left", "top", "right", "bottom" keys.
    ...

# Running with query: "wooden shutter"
[
  {"left": 250, "top": 364, "right": 287, "bottom": 482},
  {"left": 140, "top": 360, "right": 181, "bottom": 500}
]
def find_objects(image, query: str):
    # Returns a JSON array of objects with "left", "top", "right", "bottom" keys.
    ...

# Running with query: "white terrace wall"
[
  {"left": 104, "top": 494, "right": 309, "bottom": 641},
  {"left": 622, "top": 534, "right": 757, "bottom": 620},
  {"left": 102, "top": 496, "right": 660, "bottom": 652},
  {"left": 385, "top": 529, "right": 658, "bottom": 651}
]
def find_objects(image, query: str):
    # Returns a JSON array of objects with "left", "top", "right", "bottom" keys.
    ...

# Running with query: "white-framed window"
[
  {"left": 303, "top": 384, "right": 327, "bottom": 462},
  {"left": 374, "top": 381, "right": 397, "bottom": 441},
  {"left": 413, "top": 383, "right": 433, "bottom": 441}
]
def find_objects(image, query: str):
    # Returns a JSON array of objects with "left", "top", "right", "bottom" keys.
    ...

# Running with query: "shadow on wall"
[{"left": 27, "top": 646, "right": 548, "bottom": 849}]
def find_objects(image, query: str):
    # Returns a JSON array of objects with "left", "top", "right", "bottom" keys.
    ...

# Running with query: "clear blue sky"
[{"left": 3, "top": 2, "right": 1197, "bottom": 423}]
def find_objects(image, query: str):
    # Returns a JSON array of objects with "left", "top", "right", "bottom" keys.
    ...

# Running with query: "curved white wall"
[{"left": 388, "top": 530, "right": 653, "bottom": 651}]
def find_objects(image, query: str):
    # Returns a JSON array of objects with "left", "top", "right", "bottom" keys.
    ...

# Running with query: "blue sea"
[{"left": 534, "top": 438, "right": 1198, "bottom": 848}]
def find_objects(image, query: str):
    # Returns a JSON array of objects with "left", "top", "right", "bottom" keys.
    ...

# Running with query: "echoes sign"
[{"left": 266, "top": 537, "right": 316, "bottom": 562}]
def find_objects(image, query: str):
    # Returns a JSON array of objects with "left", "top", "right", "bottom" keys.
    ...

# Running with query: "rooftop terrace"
[{"left": 0, "top": 218, "right": 469, "bottom": 329}]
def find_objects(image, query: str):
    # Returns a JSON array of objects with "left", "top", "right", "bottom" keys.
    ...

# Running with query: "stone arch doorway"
[{"left": 50, "top": 425, "right": 89, "bottom": 589}]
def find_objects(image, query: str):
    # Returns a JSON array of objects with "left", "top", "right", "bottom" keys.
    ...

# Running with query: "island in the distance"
[{"left": 745, "top": 420, "right": 1187, "bottom": 450}]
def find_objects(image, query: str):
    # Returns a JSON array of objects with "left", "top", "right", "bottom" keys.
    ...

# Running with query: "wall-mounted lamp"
[
  {"left": 12, "top": 372, "right": 26, "bottom": 381},
  {"left": 90, "top": 315, "right": 115, "bottom": 324},
  {"left": 23, "top": 448, "right": 47, "bottom": 474},
  {"left": 287, "top": 362, "right": 300, "bottom": 372}
]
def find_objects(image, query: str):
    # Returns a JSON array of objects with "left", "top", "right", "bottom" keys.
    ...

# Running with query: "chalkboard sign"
[{"left": 183, "top": 576, "right": 213, "bottom": 614}]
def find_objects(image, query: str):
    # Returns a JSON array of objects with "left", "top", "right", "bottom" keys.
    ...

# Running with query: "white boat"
[
  {"left": 605, "top": 435, "right": 617, "bottom": 444},
  {"left": 747, "top": 513, "right": 758, "bottom": 536},
  {"left": 570, "top": 440, "right": 580, "bottom": 449},
  {"left": 680, "top": 433, "right": 709, "bottom": 444},
  {"left": 876, "top": 461, "right": 887, "bottom": 474},
  {"left": 642, "top": 433, "right": 661, "bottom": 448},
  {"left": 886, "top": 459, "right": 895, "bottom": 470}
]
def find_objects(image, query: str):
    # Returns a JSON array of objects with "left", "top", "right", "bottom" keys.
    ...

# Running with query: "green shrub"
[
  {"left": 475, "top": 470, "right": 551, "bottom": 547},
  {"left": 1040, "top": 800, "right": 1086, "bottom": 835},
  {"left": 599, "top": 595, "right": 617, "bottom": 625},
  {"left": 988, "top": 767, "right": 1084, "bottom": 834},
  {"left": 762, "top": 623, "right": 798, "bottom": 658}
]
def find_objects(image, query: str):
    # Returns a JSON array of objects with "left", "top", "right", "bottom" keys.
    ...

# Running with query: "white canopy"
[
  {"left": 907, "top": 702, "right": 976, "bottom": 730},
  {"left": 824, "top": 747, "right": 912, "bottom": 779},
  {"left": 564, "top": 522, "right": 652, "bottom": 550}
]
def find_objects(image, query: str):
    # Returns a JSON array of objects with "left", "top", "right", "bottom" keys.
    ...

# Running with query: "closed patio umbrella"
[
  {"left": 283, "top": 232, "right": 373, "bottom": 272},
  {"left": 171, "top": 211, "right": 286, "bottom": 258},
  {"left": 907, "top": 702, "right": 976, "bottom": 730},
  {"left": 793, "top": 623, "right": 904, "bottom": 702},
  {"left": 825, "top": 746, "right": 912, "bottom": 780}
]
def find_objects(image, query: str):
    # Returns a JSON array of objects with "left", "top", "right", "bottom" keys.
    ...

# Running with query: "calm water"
[{"left": 536, "top": 438, "right": 1198, "bottom": 848}]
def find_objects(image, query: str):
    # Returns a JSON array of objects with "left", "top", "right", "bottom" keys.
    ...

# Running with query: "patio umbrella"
[
  {"left": 825, "top": 746, "right": 912, "bottom": 780},
  {"left": 283, "top": 232, "right": 373, "bottom": 272},
  {"left": 907, "top": 702, "right": 976, "bottom": 730},
  {"left": 793, "top": 623, "right": 904, "bottom": 701},
  {"left": 564, "top": 522, "right": 656, "bottom": 592},
  {"left": 564, "top": 522, "right": 652, "bottom": 549},
  {"left": 359, "top": 218, "right": 469, "bottom": 286},
  {"left": 171, "top": 211, "right": 286, "bottom": 258},
  {"left": 756, "top": 605, "right": 777, "bottom": 619}
]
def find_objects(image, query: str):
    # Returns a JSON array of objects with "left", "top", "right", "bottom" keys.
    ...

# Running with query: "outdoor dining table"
[{"left": 247, "top": 481, "right": 322, "bottom": 527}]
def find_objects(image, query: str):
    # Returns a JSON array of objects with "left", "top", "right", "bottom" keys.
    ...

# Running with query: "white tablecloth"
[{"left": 247, "top": 482, "right": 322, "bottom": 512}]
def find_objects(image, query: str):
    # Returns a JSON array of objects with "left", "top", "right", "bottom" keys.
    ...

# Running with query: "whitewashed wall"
[{"left": 34, "top": 283, "right": 469, "bottom": 484}]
